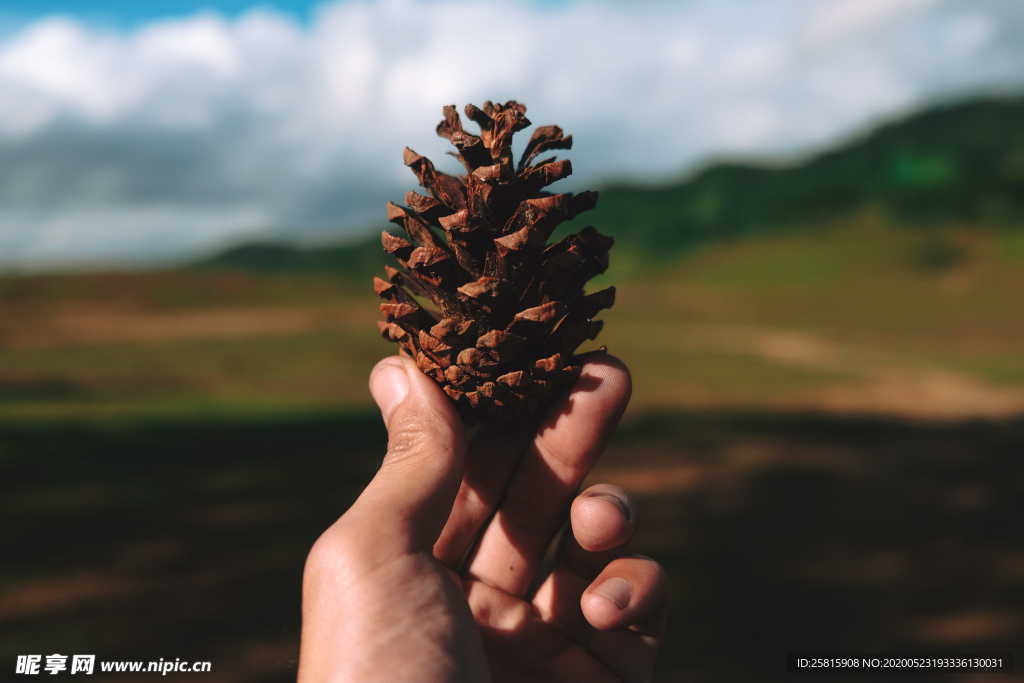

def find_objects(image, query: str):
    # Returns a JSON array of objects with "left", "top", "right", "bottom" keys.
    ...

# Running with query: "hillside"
[
  {"left": 201, "top": 94, "right": 1024, "bottom": 272},
  {"left": 584, "top": 95, "right": 1024, "bottom": 254},
  {"left": 198, "top": 237, "right": 383, "bottom": 280}
]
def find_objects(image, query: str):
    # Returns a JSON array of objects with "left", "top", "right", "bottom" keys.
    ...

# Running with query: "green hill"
[
  {"left": 198, "top": 236, "right": 384, "bottom": 280},
  {"left": 201, "top": 94, "right": 1024, "bottom": 272},
  {"left": 583, "top": 95, "right": 1024, "bottom": 255}
]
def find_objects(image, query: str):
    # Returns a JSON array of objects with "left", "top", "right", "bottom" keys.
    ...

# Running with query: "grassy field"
[
  {"left": 2, "top": 218, "right": 1023, "bottom": 681},
  {"left": 3, "top": 217, "right": 1023, "bottom": 418}
]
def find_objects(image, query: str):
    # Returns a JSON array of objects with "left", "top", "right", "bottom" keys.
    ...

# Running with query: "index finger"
[{"left": 463, "top": 354, "right": 631, "bottom": 595}]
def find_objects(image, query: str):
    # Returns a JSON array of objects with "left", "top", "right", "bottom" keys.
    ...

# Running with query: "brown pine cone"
[{"left": 374, "top": 100, "right": 614, "bottom": 423}]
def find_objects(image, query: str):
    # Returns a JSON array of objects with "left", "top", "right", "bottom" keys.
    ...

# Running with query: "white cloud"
[
  {"left": 946, "top": 12, "right": 995, "bottom": 55},
  {"left": 805, "top": 0, "right": 938, "bottom": 45},
  {"left": 0, "top": 0, "right": 1021, "bottom": 268}
]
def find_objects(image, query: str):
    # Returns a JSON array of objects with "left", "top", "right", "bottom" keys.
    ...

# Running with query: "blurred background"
[{"left": 2, "top": 0, "right": 1023, "bottom": 680}]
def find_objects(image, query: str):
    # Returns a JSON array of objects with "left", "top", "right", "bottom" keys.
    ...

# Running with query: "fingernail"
[
  {"left": 370, "top": 360, "right": 409, "bottom": 422},
  {"left": 587, "top": 492, "right": 632, "bottom": 522},
  {"left": 593, "top": 577, "right": 632, "bottom": 610}
]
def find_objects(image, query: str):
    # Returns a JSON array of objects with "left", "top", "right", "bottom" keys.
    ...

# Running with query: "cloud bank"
[{"left": 0, "top": 0, "right": 1022, "bottom": 268}]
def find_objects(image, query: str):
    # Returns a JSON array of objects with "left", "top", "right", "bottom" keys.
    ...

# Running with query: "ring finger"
[{"left": 532, "top": 484, "right": 636, "bottom": 637}]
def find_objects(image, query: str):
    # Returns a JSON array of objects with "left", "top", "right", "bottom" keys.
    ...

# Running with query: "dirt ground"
[{"left": 2, "top": 410, "right": 1021, "bottom": 682}]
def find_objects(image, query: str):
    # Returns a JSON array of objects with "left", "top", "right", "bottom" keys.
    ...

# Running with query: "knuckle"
[
  {"left": 385, "top": 420, "right": 434, "bottom": 466},
  {"left": 384, "top": 408, "right": 457, "bottom": 468}
]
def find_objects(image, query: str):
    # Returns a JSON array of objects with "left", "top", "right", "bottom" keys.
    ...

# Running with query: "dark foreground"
[{"left": 2, "top": 411, "right": 1022, "bottom": 682}]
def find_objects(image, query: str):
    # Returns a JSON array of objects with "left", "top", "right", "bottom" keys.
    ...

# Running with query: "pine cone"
[{"left": 374, "top": 100, "right": 614, "bottom": 423}]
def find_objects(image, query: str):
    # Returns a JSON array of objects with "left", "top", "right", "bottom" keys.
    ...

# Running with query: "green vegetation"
[
  {"left": 581, "top": 95, "right": 1024, "bottom": 257},
  {"left": 197, "top": 237, "right": 384, "bottom": 282}
]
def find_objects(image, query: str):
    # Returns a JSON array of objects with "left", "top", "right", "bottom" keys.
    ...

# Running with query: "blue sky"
[
  {"left": 0, "top": 0, "right": 571, "bottom": 29},
  {"left": 0, "top": 1, "right": 320, "bottom": 27},
  {"left": 0, "top": 0, "right": 1022, "bottom": 269}
]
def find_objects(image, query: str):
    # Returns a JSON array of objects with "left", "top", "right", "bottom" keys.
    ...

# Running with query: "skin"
[{"left": 298, "top": 353, "right": 668, "bottom": 682}]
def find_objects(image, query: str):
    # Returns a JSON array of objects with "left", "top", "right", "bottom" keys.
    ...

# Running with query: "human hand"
[{"left": 298, "top": 354, "right": 667, "bottom": 682}]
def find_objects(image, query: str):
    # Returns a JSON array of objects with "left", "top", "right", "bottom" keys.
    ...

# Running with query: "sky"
[{"left": 0, "top": 0, "right": 1022, "bottom": 270}]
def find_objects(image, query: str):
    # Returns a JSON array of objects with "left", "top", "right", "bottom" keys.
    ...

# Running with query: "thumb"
[{"left": 351, "top": 355, "right": 466, "bottom": 551}]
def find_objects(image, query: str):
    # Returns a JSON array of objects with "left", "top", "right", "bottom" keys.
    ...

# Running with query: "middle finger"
[{"left": 464, "top": 356, "right": 631, "bottom": 595}]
